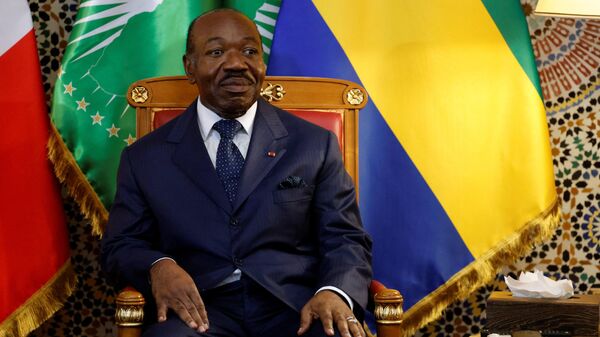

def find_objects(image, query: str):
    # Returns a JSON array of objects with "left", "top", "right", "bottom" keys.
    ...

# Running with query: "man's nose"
[{"left": 223, "top": 51, "right": 248, "bottom": 71}]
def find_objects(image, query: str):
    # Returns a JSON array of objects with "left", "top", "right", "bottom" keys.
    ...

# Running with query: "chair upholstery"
[{"left": 116, "top": 76, "right": 403, "bottom": 337}]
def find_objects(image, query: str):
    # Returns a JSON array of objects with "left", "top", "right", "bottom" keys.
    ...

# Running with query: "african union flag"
[
  {"left": 267, "top": 0, "right": 560, "bottom": 335},
  {"left": 49, "top": 0, "right": 281, "bottom": 235}
]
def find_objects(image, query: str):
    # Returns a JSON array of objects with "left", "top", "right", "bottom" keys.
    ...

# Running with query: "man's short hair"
[{"left": 185, "top": 8, "right": 262, "bottom": 57}]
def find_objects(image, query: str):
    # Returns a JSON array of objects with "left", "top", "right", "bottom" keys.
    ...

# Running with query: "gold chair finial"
[{"left": 131, "top": 86, "right": 149, "bottom": 103}]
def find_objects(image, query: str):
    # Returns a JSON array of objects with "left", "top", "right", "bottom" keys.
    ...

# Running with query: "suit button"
[
  {"left": 229, "top": 217, "right": 239, "bottom": 227},
  {"left": 233, "top": 258, "right": 243, "bottom": 267}
]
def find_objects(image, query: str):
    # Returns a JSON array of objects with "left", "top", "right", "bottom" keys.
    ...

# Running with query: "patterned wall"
[{"left": 27, "top": 0, "right": 599, "bottom": 336}]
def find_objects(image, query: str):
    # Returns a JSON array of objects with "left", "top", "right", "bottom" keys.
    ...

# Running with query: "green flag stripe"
[{"left": 481, "top": 0, "right": 543, "bottom": 98}]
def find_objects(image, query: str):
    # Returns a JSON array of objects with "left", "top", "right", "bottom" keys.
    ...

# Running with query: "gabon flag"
[
  {"left": 268, "top": 0, "right": 559, "bottom": 334},
  {"left": 0, "top": 1, "right": 75, "bottom": 336}
]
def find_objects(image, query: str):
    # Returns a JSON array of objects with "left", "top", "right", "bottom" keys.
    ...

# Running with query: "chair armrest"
[
  {"left": 370, "top": 280, "right": 403, "bottom": 337},
  {"left": 115, "top": 282, "right": 403, "bottom": 337},
  {"left": 115, "top": 288, "right": 145, "bottom": 337}
]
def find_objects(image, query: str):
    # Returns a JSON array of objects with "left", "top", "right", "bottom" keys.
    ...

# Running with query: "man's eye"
[
  {"left": 243, "top": 48, "right": 258, "bottom": 56},
  {"left": 207, "top": 49, "right": 223, "bottom": 57}
]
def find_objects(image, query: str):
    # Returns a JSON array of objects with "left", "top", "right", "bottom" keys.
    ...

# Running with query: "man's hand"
[
  {"left": 150, "top": 259, "right": 209, "bottom": 333},
  {"left": 297, "top": 290, "right": 365, "bottom": 337}
]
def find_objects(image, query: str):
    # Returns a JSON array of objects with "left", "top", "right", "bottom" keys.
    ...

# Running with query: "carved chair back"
[{"left": 127, "top": 75, "right": 367, "bottom": 189}]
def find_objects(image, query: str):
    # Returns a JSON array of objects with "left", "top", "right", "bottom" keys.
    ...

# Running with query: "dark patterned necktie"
[{"left": 213, "top": 119, "right": 245, "bottom": 204}]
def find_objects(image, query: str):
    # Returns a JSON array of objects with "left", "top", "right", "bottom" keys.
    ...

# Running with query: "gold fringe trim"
[
  {"left": 395, "top": 197, "right": 561, "bottom": 337},
  {"left": 48, "top": 124, "right": 108, "bottom": 235},
  {"left": 0, "top": 261, "right": 76, "bottom": 337}
]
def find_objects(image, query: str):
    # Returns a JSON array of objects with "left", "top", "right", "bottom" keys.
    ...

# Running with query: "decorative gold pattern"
[
  {"left": 115, "top": 292, "right": 145, "bottom": 327},
  {"left": 375, "top": 304, "right": 404, "bottom": 324},
  {"left": 131, "top": 86, "right": 149, "bottom": 103},
  {"left": 115, "top": 305, "right": 144, "bottom": 327},
  {"left": 374, "top": 289, "right": 404, "bottom": 325},
  {"left": 346, "top": 88, "right": 364, "bottom": 105},
  {"left": 260, "top": 83, "right": 286, "bottom": 102}
]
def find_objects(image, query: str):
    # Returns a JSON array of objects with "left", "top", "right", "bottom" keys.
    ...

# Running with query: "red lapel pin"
[{"left": 267, "top": 151, "right": 276, "bottom": 158}]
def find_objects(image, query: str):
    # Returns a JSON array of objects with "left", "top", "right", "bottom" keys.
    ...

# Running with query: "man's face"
[{"left": 183, "top": 11, "right": 266, "bottom": 119}]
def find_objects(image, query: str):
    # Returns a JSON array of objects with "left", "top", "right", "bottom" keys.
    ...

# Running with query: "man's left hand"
[{"left": 297, "top": 290, "right": 365, "bottom": 337}]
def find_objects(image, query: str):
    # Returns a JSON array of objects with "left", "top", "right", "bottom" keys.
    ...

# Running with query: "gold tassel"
[
  {"left": 48, "top": 124, "right": 108, "bottom": 235},
  {"left": 0, "top": 261, "right": 76, "bottom": 337},
  {"left": 396, "top": 198, "right": 561, "bottom": 337}
]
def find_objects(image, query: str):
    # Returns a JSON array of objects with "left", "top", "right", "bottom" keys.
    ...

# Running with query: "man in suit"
[{"left": 101, "top": 8, "right": 372, "bottom": 337}]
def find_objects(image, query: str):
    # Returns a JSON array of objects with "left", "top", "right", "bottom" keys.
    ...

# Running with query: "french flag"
[{"left": 0, "top": 1, "right": 73, "bottom": 336}]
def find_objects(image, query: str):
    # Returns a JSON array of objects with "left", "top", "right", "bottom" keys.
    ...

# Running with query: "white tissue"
[{"left": 504, "top": 269, "right": 574, "bottom": 299}]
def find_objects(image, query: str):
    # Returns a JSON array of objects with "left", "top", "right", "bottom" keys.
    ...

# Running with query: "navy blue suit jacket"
[{"left": 101, "top": 98, "right": 372, "bottom": 314}]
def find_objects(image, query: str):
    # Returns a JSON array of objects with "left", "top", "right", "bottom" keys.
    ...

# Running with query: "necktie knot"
[{"left": 213, "top": 119, "right": 242, "bottom": 140}]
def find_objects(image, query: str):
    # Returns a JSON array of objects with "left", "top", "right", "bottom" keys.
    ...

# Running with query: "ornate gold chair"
[{"left": 117, "top": 76, "right": 403, "bottom": 337}]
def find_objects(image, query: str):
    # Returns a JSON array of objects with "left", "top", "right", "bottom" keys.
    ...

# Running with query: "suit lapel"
[
  {"left": 233, "top": 99, "right": 288, "bottom": 211},
  {"left": 169, "top": 103, "right": 232, "bottom": 213}
]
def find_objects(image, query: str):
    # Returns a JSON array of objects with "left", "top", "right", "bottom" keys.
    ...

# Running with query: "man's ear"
[{"left": 182, "top": 55, "right": 196, "bottom": 84}]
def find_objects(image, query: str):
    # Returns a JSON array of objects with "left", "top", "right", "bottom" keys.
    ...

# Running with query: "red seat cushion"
[
  {"left": 153, "top": 108, "right": 343, "bottom": 151},
  {"left": 287, "top": 109, "right": 343, "bottom": 151},
  {"left": 369, "top": 280, "right": 386, "bottom": 296},
  {"left": 153, "top": 109, "right": 184, "bottom": 130}
]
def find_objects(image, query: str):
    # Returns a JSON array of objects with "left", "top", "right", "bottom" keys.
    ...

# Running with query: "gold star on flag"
[
  {"left": 106, "top": 124, "right": 121, "bottom": 138},
  {"left": 76, "top": 97, "right": 90, "bottom": 111},
  {"left": 90, "top": 112, "right": 105, "bottom": 125},
  {"left": 63, "top": 82, "right": 76, "bottom": 96},
  {"left": 124, "top": 134, "right": 136, "bottom": 145}
]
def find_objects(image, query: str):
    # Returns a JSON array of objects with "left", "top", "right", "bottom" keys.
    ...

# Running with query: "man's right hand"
[{"left": 150, "top": 259, "right": 209, "bottom": 333}]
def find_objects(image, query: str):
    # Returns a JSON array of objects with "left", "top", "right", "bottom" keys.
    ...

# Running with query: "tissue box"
[{"left": 486, "top": 291, "right": 600, "bottom": 337}]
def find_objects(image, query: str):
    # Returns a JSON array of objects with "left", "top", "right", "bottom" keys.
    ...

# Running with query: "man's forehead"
[
  {"left": 192, "top": 14, "right": 259, "bottom": 42},
  {"left": 204, "top": 35, "right": 260, "bottom": 44}
]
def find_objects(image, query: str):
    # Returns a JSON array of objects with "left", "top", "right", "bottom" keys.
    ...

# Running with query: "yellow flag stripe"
[{"left": 313, "top": 0, "right": 556, "bottom": 257}]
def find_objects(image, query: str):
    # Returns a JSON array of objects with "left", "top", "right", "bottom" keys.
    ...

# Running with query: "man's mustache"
[{"left": 220, "top": 72, "right": 255, "bottom": 85}]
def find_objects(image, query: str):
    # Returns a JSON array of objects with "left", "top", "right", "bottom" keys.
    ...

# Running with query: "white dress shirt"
[{"left": 153, "top": 97, "right": 353, "bottom": 309}]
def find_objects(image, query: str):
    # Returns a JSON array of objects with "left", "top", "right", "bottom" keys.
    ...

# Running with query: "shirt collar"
[{"left": 196, "top": 97, "right": 257, "bottom": 141}]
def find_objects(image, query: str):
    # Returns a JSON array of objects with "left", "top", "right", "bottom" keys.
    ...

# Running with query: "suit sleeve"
[
  {"left": 101, "top": 148, "right": 168, "bottom": 296},
  {"left": 313, "top": 131, "right": 373, "bottom": 312}
]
